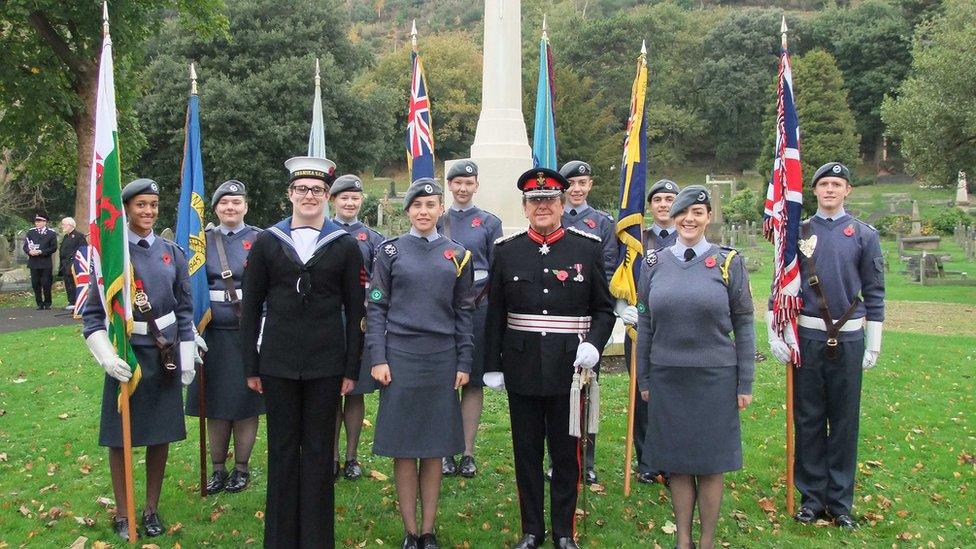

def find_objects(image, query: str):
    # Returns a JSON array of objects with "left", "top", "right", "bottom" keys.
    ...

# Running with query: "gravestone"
[
  {"left": 910, "top": 200, "right": 922, "bottom": 236},
  {"left": 705, "top": 183, "right": 725, "bottom": 242},
  {"left": 956, "top": 171, "right": 970, "bottom": 207},
  {"left": 906, "top": 253, "right": 943, "bottom": 283},
  {"left": 13, "top": 230, "right": 28, "bottom": 265},
  {"left": 0, "top": 235, "right": 9, "bottom": 268}
]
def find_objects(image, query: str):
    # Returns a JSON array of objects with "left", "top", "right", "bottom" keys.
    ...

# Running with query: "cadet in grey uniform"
[
  {"left": 367, "top": 179, "right": 475, "bottom": 549},
  {"left": 767, "top": 162, "right": 885, "bottom": 530},
  {"left": 438, "top": 160, "right": 503, "bottom": 478},
  {"left": 24, "top": 213, "right": 58, "bottom": 309},
  {"left": 557, "top": 160, "right": 617, "bottom": 484},
  {"left": 82, "top": 178, "right": 196, "bottom": 540},
  {"left": 329, "top": 174, "right": 386, "bottom": 481},
  {"left": 185, "top": 180, "right": 265, "bottom": 495},
  {"left": 636, "top": 185, "right": 755, "bottom": 549}
]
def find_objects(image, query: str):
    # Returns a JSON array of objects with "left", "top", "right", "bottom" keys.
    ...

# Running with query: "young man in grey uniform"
[{"left": 768, "top": 162, "right": 885, "bottom": 530}]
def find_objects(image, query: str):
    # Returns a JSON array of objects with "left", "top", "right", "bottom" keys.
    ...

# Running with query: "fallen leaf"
[
  {"left": 96, "top": 496, "right": 113, "bottom": 507},
  {"left": 167, "top": 522, "right": 183, "bottom": 534},
  {"left": 588, "top": 483, "right": 606, "bottom": 494},
  {"left": 864, "top": 459, "right": 883, "bottom": 468},
  {"left": 661, "top": 520, "right": 677, "bottom": 534},
  {"left": 896, "top": 509, "right": 909, "bottom": 518},
  {"left": 19, "top": 505, "right": 31, "bottom": 517},
  {"left": 13, "top": 378, "right": 27, "bottom": 384},
  {"left": 481, "top": 521, "right": 491, "bottom": 530},
  {"left": 897, "top": 532, "right": 914, "bottom": 541},
  {"left": 362, "top": 419, "right": 373, "bottom": 428},
  {"left": 210, "top": 509, "right": 223, "bottom": 522},
  {"left": 73, "top": 516, "right": 96, "bottom": 527},
  {"left": 0, "top": 452, "right": 7, "bottom": 461},
  {"left": 368, "top": 470, "right": 388, "bottom": 482},
  {"left": 92, "top": 542, "right": 112, "bottom": 549},
  {"left": 140, "top": 544, "right": 161, "bottom": 549},
  {"left": 255, "top": 511, "right": 265, "bottom": 520},
  {"left": 757, "top": 497, "right": 776, "bottom": 514},
  {"left": 958, "top": 453, "right": 975, "bottom": 465},
  {"left": 39, "top": 484, "right": 57, "bottom": 494},
  {"left": 58, "top": 413, "right": 69, "bottom": 420},
  {"left": 79, "top": 464, "right": 92, "bottom": 475},
  {"left": 47, "top": 507, "right": 63, "bottom": 519},
  {"left": 69, "top": 536, "right": 88, "bottom": 549}
]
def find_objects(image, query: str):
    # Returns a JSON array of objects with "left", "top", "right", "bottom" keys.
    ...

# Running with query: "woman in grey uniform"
[
  {"left": 82, "top": 178, "right": 196, "bottom": 540},
  {"left": 186, "top": 180, "right": 265, "bottom": 494},
  {"left": 366, "top": 178, "right": 475, "bottom": 549},
  {"left": 635, "top": 185, "right": 755, "bottom": 549}
]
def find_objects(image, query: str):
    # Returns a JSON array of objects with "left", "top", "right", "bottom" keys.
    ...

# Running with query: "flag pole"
[
  {"left": 781, "top": 16, "right": 796, "bottom": 516},
  {"left": 103, "top": 2, "right": 137, "bottom": 541},
  {"left": 189, "top": 61, "right": 209, "bottom": 499}
]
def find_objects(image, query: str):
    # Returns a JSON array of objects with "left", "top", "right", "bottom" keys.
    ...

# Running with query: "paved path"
[{"left": 0, "top": 307, "right": 79, "bottom": 335}]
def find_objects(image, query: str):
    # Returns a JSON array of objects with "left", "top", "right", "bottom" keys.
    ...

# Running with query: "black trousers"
[
  {"left": 794, "top": 337, "right": 864, "bottom": 516},
  {"left": 30, "top": 267, "right": 53, "bottom": 307},
  {"left": 62, "top": 271, "right": 77, "bottom": 306},
  {"left": 509, "top": 391, "right": 580, "bottom": 541},
  {"left": 624, "top": 332, "right": 650, "bottom": 473},
  {"left": 262, "top": 374, "right": 342, "bottom": 549}
]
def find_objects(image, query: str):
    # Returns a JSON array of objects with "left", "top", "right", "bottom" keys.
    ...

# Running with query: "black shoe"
[
  {"left": 514, "top": 533, "right": 542, "bottom": 549},
  {"left": 418, "top": 533, "right": 439, "bottom": 549},
  {"left": 585, "top": 468, "right": 598, "bottom": 485},
  {"left": 344, "top": 459, "right": 363, "bottom": 480},
  {"left": 794, "top": 506, "right": 824, "bottom": 524},
  {"left": 544, "top": 467, "right": 553, "bottom": 482},
  {"left": 334, "top": 460, "right": 341, "bottom": 483},
  {"left": 833, "top": 513, "right": 858, "bottom": 529},
  {"left": 112, "top": 517, "right": 130, "bottom": 541},
  {"left": 459, "top": 455, "right": 477, "bottom": 478},
  {"left": 636, "top": 471, "right": 656, "bottom": 484},
  {"left": 441, "top": 455, "right": 458, "bottom": 476},
  {"left": 206, "top": 469, "right": 229, "bottom": 494},
  {"left": 142, "top": 511, "right": 165, "bottom": 537},
  {"left": 225, "top": 468, "right": 250, "bottom": 493},
  {"left": 555, "top": 536, "right": 579, "bottom": 549},
  {"left": 36, "top": 305, "right": 44, "bottom": 311},
  {"left": 401, "top": 533, "right": 419, "bottom": 549}
]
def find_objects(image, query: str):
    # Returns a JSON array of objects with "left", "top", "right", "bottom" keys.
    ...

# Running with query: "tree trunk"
[{"left": 73, "top": 69, "right": 98, "bottom": 228}]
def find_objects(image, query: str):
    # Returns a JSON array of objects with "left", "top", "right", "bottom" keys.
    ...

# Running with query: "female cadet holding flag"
[
  {"left": 635, "top": 185, "right": 755, "bottom": 549},
  {"left": 366, "top": 178, "right": 475, "bottom": 549},
  {"left": 82, "top": 178, "right": 196, "bottom": 540}
]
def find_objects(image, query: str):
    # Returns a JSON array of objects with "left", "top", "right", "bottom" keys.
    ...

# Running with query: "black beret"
[
  {"left": 403, "top": 178, "right": 443, "bottom": 211},
  {"left": 669, "top": 185, "right": 711, "bottom": 217},
  {"left": 121, "top": 178, "right": 160, "bottom": 203},
  {"left": 446, "top": 160, "right": 478, "bottom": 180},
  {"left": 647, "top": 179, "right": 680, "bottom": 201},
  {"left": 811, "top": 162, "right": 851, "bottom": 186},
  {"left": 559, "top": 160, "right": 592, "bottom": 179},
  {"left": 330, "top": 175, "right": 364, "bottom": 196},
  {"left": 211, "top": 180, "right": 247, "bottom": 208}
]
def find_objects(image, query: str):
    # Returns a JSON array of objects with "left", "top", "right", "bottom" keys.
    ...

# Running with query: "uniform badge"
[
  {"left": 573, "top": 263, "right": 584, "bottom": 282},
  {"left": 384, "top": 243, "right": 397, "bottom": 257},
  {"left": 134, "top": 289, "right": 150, "bottom": 310},
  {"left": 161, "top": 253, "right": 171, "bottom": 264},
  {"left": 357, "top": 232, "right": 368, "bottom": 241},
  {"left": 798, "top": 235, "right": 817, "bottom": 258},
  {"left": 242, "top": 240, "right": 252, "bottom": 250},
  {"left": 844, "top": 225, "right": 855, "bottom": 237},
  {"left": 538, "top": 243, "right": 551, "bottom": 255},
  {"left": 578, "top": 165, "right": 586, "bottom": 174},
  {"left": 705, "top": 256, "right": 717, "bottom": 268},
  {"left": 229, "top": 184, "right": 239, "bottom": 192},
  {"left": 584, "top": 218, "right": 597, "bottom": 229},
  {"left": 150, "top": 182, "right": 159, "bottom": 193},
  {"left": 636, "top": 302, "right": 647, "bottom": 314},
  {"left": 369, "top": 288, "right": 383, "bottom": 302},
  {"left": 832, "top": 164, "right": 843, "bottom": 174},
  {"left": 465, "top": 165, "right": 474, "bottom": 174},
  {"left": 471, "top": 217, "right": 482, "bottom": 228},
  {"left": 645, "top": 252, "right": 658, "bottom": 267},
  {"left": 423, "top": 184, "right": 434, "bottom": 193}
]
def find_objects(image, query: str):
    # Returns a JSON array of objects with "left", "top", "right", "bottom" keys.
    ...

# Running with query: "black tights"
[
  {"left": 208, "top": 416, "right": 259, "bottom": 472},
  {"left": 670, "top": 473, "right": 724, "bottom": 549}
]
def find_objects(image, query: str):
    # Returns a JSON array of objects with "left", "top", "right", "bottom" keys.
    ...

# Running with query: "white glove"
[
  {"left": 573, "top": 342, "right": 600, "bottom": 370},
  {"left": 614, "top": 299, "right": 639, "bottom": 326},
  {"left": 766, "top": 311, "right": 792, "bottom": 364},
  {"left": 85, "top": 330, "right": 132, "bottom": 382},
  {"left": 863, "top": 321, "right": 882, "bottom": 370},
  {"left": 194, "top": 332, "right": 207, "bottom": 365},
  {"left": 179, "top": 341, "right": 196, "bottom": 386},
  {"left": 483, "top": 372, "right": 505, "bottom": 391}
]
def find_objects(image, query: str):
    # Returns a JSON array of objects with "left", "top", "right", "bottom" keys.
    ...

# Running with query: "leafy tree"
[
  {"left": 723, "top": 187, "right": 763, "bottom": 224},
  {"left": 0, "top": 0, "right": 226, "bottom": 223},
  {"left": 803, "top": 0, "right": 913, "bottom": 157},
  {"left": 758, "top": 49, "right": 860, "bottom": 215},
  {"left": 881, "top": 0, "right": 976, "bottom": 186}
]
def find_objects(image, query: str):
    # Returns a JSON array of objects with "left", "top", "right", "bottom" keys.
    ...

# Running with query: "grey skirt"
[
  {"left": 347, "top": 348, "right": 377, "bottom": 396},
  {"left": 99, "top": 345, "right": 186, "bottom": 448},
  {"left": 372, "top": 347, "right": 463, "bottom": 458},
  {"left": 465, "top": 303, "right": 489, "bottom": 387},
  {"left": 186, "top": 328, "right": 266, "bottom": 420},
  {"left": 645, "top": 364, "right": 742, "bottom": 475}
]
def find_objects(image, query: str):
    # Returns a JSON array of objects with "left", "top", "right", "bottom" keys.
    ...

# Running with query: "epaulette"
[
  {"left": 854, "top": 219, "right": 878, "bottom": 233},
  {"left": 719, "top": 245, "right": 740, "bottom": 255},
  {"left": 596, "top": 209, "right": 613, "bottom": 221},
  {"left": 567, "top": 226, "right": 601, "bottom": 242},
  {"left": 494, "top": 229, "right": 527, "bottom": 245}
]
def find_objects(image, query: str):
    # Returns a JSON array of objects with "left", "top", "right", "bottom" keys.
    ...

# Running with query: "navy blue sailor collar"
[{"left": 267, "top": 217, "right": 349, "bottom": 265}]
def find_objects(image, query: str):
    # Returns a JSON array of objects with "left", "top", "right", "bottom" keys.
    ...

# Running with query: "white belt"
[
  {"left": 209, "top": 289, "right": 243, "bottom": 302},
  {"left": 131, "top": 311, "right": 176, "bottom": 336},
  {"left": 507, "top": 313, "right": 591, "bottom": 334},
  {"left": 474, "top": 269, "right": 489, "bottom": 282},
  {"left": 798, "top": 315, "right": 864, "bottom": 332}
]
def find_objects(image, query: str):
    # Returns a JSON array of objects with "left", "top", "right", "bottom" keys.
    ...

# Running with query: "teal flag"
[
  {"left": 176, "top": 93, "right": 211, "bottom": 332},
  {"left": 532, "top": 29, "right": 557, "bottom": 169}
]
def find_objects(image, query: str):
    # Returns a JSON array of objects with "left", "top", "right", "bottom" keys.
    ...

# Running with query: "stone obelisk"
[{"left": 445, "top": 0, "right": 532, "bottom": 232}]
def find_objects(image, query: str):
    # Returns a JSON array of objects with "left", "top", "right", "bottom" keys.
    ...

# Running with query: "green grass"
[{"left": 0, "top": 325, "right": 973, "bottom": 547}]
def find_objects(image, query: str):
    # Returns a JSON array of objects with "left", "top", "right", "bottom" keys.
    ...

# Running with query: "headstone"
[
  {"left": 0, "top": 235, "right": 9, "bottom": 268},
  {"left": 956, "top": 171, "right": 970, "bottom": 206},
  {"left": 13, "top": 230, "right": 28, "bottom": 265},
  {"left": 910, "top": 200, "right": 922, "bottom": 236}
]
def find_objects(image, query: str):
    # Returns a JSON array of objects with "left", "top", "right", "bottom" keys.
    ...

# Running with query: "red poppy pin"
[
  {"left": 584, "top": 218, "right": 597, "bottom": 229},
  {"left": 357, "top": 232, "right": 368, "bottom": 241},
  {"left": 556, "top": 270, "right": 569, "bottom": 281},
  {"left": 444, "top": 248, "right": 456, "bottom": 260},
  {"left": 704, "top": 256, "right": 717, "bottom": 268},
  {"left": 242, "top": 240, "right": 253, "bottom": 250},
  {"left": 162, "top": 253, "right": 172, "bottom": 264},
  {"left": 844, "top": 225, "right": 855, "bottom": 237},
  {"left": 471, "top": 217, "right": 483, "bottom": 228}
]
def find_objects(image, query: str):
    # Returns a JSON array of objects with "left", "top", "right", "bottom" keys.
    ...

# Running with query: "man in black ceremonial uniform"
[
  {"left": 484, "top": 168, "right": 615, "bottom": 549},
  {"left": 23, "top": 213, "right": 58, "bottom": 310}
]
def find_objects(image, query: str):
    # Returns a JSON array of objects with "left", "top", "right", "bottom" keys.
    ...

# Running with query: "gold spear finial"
[
  {"left": 781, "top": 16, "right": 789, "bottom": 50},
  {"left": 190, "top": 62, "right": 198, "bottom": 95},
  {"left": 102, "top": 1, "right": 109, "bottom": 37}
]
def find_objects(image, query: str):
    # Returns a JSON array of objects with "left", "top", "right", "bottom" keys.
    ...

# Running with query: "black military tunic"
[{"left": 23, "top": 226, "right": 58, "bottom": 308}]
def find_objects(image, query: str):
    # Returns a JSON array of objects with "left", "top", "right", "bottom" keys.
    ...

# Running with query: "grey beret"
[
  {"left": 121, "top": 178, "right": 160, "bottom": 203},
  {"left": 559, "top": 160, "right": 592, "bottom": 179},
  {"left": 647, "top": 179, "right": 680, "bottom": 201},
  {"left": 211, "top": 179, "right": 247, "bottom": 207},
  {"left": 811, "top": 162, "right": 851, "bottom": 186},
  {"left": 446, "top": 160, "right": 479, "bottom": 180},
  {"left": 669, "top": 184, "right": 711, "bottom": 218},
  {"left": 330, "top": 174, "right": 364, "bottom": 196},
  {"left": 403, "top": 177, "right": 443, "bottom": 211}
]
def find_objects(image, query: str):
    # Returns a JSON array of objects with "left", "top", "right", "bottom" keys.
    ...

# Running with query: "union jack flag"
[
  {"left": 71, "top": 244, "right": 93, "bottom": 319},
  {"left": 763, "top": 43, "right": 803, "bottom": 365},
  {"left": 406, "top": 49, "right": 435, "bottom": 181}
]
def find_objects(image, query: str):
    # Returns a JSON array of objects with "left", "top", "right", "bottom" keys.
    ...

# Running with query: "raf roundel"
[
  {"left": 150, "top": 182, "right": 159, "bottom": 193},
  {"left": 578, "top": 165, "right": 586, "bottom": 174},
  {"left": 229, "top": 184, "right": 239, "bottom": 192},
  {"left": 354, "top": 181, "right": 362, "bottom": 189},
  {"left": 424, "top": 184, "right": 433, "bottom": 193},
  {"left": 666, "top": 182, "right": 675, "bottom": 192},
  {"left": 832, "top": 164, "right": 843, "bottom": 174},
  {"left": 697, "top": 191, "right": 707, "bottom": 202},
  {"left": 465, "top": 165, "right": 473, "bottom": 174}
]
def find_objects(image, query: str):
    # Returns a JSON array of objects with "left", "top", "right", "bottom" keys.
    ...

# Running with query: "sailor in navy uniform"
[
  {"left": 768, "top": 162, "right": 885, "bottom": 530},
  {"left": 484, "top": 168, "right": 615, "bottom": 549},
  {"left": 557, "top": 160, "right": 617, "bottom": 484},
  {"left": 240, "top": 156, "right": 365, "bottom": 549},
  {"left": 438, "top": 160, "right": 503, "bottom": 478},
  {"left": 329, "top": 173, "right": 385, "bottom": 481},
  {"left": 24, "top": 213, "right": 58, "bottom": 309},
  {"left": 185, "top": 180, "right": 265, "bottom": 495},
  {"left": 81, "top": 178, "right": 196, "bottom": 540}
]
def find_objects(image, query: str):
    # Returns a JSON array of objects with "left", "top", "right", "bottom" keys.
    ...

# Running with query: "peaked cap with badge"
[{"left": 517, "top": 168, "right": 569, "bottom": 199}]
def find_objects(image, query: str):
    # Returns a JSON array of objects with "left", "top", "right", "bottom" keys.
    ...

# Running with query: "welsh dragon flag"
[{"left": 87, "top": 22, "right": 141, "bottom": 404}]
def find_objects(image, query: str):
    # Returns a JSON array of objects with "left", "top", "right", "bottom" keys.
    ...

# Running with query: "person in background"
[
  {"left": 24, "top": 213, "right": 58, "bottom": 310},
  {"left": 58, "top": 216, "right": 86, "bottom": 311}
]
